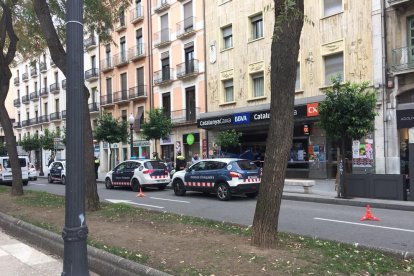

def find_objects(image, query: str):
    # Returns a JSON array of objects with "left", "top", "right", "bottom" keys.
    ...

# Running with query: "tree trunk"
[
  {"left": 33, "top": 0, "right": 100, "bottom": 210},
  {"left": 251, "top": 0, "right": 304, "bottom": 248}
]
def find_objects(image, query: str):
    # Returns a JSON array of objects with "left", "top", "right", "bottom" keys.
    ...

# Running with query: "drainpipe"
[
  {"left": 202, "top": 0, "right": 209, "bottom": 157},
  {"left": 147, "top": 0, "right": 154, "bottom": 110},
  {"left": 381, "top": 0, "right": 388, "bottom": 173}
]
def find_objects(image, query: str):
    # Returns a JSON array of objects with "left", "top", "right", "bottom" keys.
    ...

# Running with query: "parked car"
[
  {"left": 171, "top": 158, "right": 261, "bottom": 201},
  {"left": 0, "top": 156, "right": 29, "bottom": 185},
  {"left": 48, "top": 161, "right": 66, "bottom": 184},
  {"left": 28, "top": 163, "right": 37, "bottom": 181},
  {"left": 105, "top": 159, "right": 170, "bottom": 191}
]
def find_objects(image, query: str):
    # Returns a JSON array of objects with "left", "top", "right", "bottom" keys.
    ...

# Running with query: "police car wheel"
[
  {"left": 216, "top": 183, "right": 231, "bottom": 201},
  {"left": 48, "top": 174, "right": 53, "bottom": 184},
  {"left": 105, "top": 178, "right": 113, "bottom": 189},
  {"left": 173, "top": 179, "right": 186, "bottom": 196},
  {"left": 246, "top": 192, "right": 258, "bottom": 198},
  {"left": 131, "top": 179, "right": 140, "bottom": 192}
]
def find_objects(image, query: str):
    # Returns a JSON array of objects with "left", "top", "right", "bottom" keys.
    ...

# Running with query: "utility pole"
[{"left": 62, "top": 0, "right": 89, "bottom": 275}]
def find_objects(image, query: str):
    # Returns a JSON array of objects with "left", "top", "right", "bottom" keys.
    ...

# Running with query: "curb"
[{"left": 0, "top": 212, "right": 170, "bottom": 276}]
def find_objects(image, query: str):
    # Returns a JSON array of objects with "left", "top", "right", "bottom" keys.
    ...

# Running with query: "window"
[
  {"left": 120, "top": 37, "right": 126, "bottom": 62},
  {"left": 105, "top": 44, "right": 111, "bottom": 67},
  {"left": 252, "top": 73, "right": 264, "bottom": 98},
  {"left": 55, "top": 99, "right": 60, "bottom": 113},
  {"left": 136, "top": 29, "right": 143, "bottom": 55},
  {"left": 91, "top": 55, "right": 96, "bottom": 69},
  {"left": 162, "top": 93, "right": 171, "bottom": 118},
  {"left": 138, "top": 106, "right": 144, "bottom": 126},
  {"left": 295, "top": 63, "right": 301, "bottom": 90},
  {"left": 223, "top": 79, "right": 234, "bottom": 102},
  {"left": 323, "top": 0, "right": 342, "bottom": 17},
  {"left": 183, "top": 1, "right": 193, "bottom": 32},
  {"left": 121, "top": 110, "right": 127, "bottom": 122},
  {"left": 222, "top": 25, "right": 233, "bottom": 49},
  {"left": 121, "top": 73, "right": 127, "bottom": 99},
  {"left": 324, "top": 52, "right": 343, "bottom": 85},
  {"left": 119, "top": 9, "right": 125, "bottom": 26},
  {"left": 250, "top": 13, "right": 263, "bottom": 40},
  {"left": 161, "top": 56, "right": 170, "bottom": 81},
  {"left": 44, "top": 102, "right": 48, "bottom": 115},
  {"left": 408, "top": 17, "right": 414, "bottom": 63}
]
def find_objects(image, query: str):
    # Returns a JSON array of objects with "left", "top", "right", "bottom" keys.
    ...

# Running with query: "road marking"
[
  {"left": 314, "top": 217, "right": 414, "bottom": 233},
  {"left": 105, "top": 199, "right": 164, "bottom": 209},
  {"left": 29, "top": 183, "right": 46, "bottom": 186},
  {"left": 149, "top": 197, "right": 190, "bottom": 203}
]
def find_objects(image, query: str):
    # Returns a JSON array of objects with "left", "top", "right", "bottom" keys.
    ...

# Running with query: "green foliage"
[
  {"left": 215, "top": 129, "right": 242, "bottom": 148},
  {"left": 141, "top": 108, "right": 173, "bottom": 141},
  {"left": 318, "top": 77, "right": 377, "bottom": 141},
  {"left": 20, "top": 133, "right": 41, "bottom": 153},
  {"left": 94, "top": 113, "right": 128, "bottom": 145},
  {"left": 39, "top": 129, "right": 58, "bottom": 151}
]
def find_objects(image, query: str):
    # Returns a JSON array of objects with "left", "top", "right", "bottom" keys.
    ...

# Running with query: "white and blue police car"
[{"left": 171, "top": 158, "right": 261, "bottom": 201}]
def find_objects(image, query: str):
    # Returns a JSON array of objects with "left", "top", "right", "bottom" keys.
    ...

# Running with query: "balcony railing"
[
  {"left": 84, "top": 37, "right": 96, "bottom": 50},
  {"left": 85, "top": 68, "right": 99, "bottom": 81},
  {"left": 113, "top": 52, "right": 128, "bottom": 67},
  {"left": 129, "top": 85, "right": 147, "bottom": 100},
  {"left": 22, "top": 120, "right": 29, "bottom": 127},
  {"left": 30, "top": 67, "right": 37, "bottom": 78},
  {"left": 391, "top": 46, "right": 414, "bottom": 72},
  {"left": 153, "top": 28, "right": 171, "bottom": 48},
  {"left": 22, "top": 95, "right": 30, "bottom": 104},
  {"left": 13, "top": 122, "right": 21, "bottom": 129},
  {"left": 88, "top": 102, "right": 99, "bottom": 112},
  {"left": 39, "top": 115, "right": 49, "bottom": 123},
  {"left": 29, "top": 117, "right": 40, "bottom": 125},
  {"left": 176, "top": 59, "right": 199, "bottom": 79},
  {"left": 62, "top": 79, "right": 66, "bottom": 89},
  {"left": 176, "top": 17, "right": 196, "bottom": 38},
  {"left": 153, "top": 68, "right": 174, "bottom": 85},
  {"left": 29, "top": 91, "right": 39, "bottom": 101},
  {"left": 100, "top": 57, "right": 114, "bottom": 72},
  {"left": 13, "top": 98, "right": 21, "bottom": 107},
  {"left": 50, "top": 112, "right": 61, "bottom": 121},
  {"left": 171, "top": 107, "right": 200, "bottom": 124},
  {"left": 154, "top": 0, "right": 170, "bottom": 13},
  {"left": 39, "top": 87, "right": 48, "bottom": 97},
  {"left": 130, "top": 6, "right": 144, "bottom": 24},
  {"left": 14, "top": 77, "right": 20, "bottom": 86},
  {"left": 115, "top": 17, "right": 127, "bottom": 32},
  {"left": 39, "top": 62, "right": 47, "bottom": 73},
  {"left": 50, "top": 83, "right": 60, "bottom": 94},
  {"left": 100, "top": 94, "right": 113, "bottom": 106},
  {"left": 113, "top": 90, "right": 129, "bottom": 103},
  {"left": 128, "top": 44, "right": 145, "bottom": 62},
  {"left": 61, "top": 110, "right": 66, "bottom": 119},
  {"left": 22, "top": 73, "right": 29, "bottom": 81}
]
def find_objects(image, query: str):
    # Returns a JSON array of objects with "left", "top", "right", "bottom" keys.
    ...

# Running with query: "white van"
[{"left": 0, "top": 156, "right": 29, "bottom": 185}]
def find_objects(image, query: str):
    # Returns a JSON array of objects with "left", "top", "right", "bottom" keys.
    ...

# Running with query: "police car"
[
  {"left": 171, "top": 158, "right": 261, "bottom": 201},
  {"left": 48, "top": 161, "right": 66, "bottom": 184},
  {"left": 105, "top": 159, "right": 170, "bottom": 191}
]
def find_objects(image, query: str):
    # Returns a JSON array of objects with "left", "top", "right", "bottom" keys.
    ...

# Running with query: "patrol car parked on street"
[
  {"left": 105, "top": 159, "right": 170, "bottom": 191},
  {"left": 48, "top": 161, "right": 66, "bottom": 184},
  {"left": 171, "top": 158, "right": 261, "bottom": 201}
]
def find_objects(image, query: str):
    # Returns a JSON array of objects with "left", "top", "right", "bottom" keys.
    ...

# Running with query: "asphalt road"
[{"left": 26, "top": 179, "right": 414, "bottom": 254}]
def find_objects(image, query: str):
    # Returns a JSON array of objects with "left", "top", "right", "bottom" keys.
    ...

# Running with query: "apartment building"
[
  {"left": 199, "top": 0, "right": 375, "bottom": 179},
  {"left": 151, "top": 0, "right": 206, "bottom": 161}
]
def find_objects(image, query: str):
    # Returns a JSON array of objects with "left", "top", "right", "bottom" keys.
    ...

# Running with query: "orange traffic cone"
[
  {"left": 360, "top": 205, "right": 380, "bottom": 221},
  {"left": 136, "top": 187, "right": 145, "bottom": 198}
]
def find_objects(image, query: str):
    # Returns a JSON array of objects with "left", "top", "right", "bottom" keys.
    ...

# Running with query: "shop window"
[
  {"left": 221, "top": 25, "right": 233, "bottom": 50},
  {"left": 250, "top": 13, "right": 263, "bottom": 41},
  {"left": 223, "top": 79, "right": 234, "bottom": 102},
  {"left": 323, "top": 0, "right": 342, "bottom": 17},
  {"left": 252, "top": 72, "right": 264, "bottom": 98},
  {"left": 324, "top": 52, "right": 343, "bottom": 85},
  {"left": 295, "top": 62, "right": 301, "bottom": 90}
]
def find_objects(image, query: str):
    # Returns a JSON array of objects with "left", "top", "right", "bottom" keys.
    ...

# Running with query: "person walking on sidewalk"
[
  {"left": 175, "top": 151, "right": 187, "bottom": 171},
  {"left": 94, "top": 156, "right": 100, "bottom": 180}
]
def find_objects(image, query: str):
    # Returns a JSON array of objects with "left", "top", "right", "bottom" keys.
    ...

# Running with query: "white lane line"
[
  {"left": 129, "top": 202, "right": 165, "bottom": 209},
  {"left": 314, "top": 217, "right": 414, "bottom": 233},
  {"left": 29, "top": 183, "right": 46, "bottom": 186},
  {"left": 149, "top": 197, "right": 190, "bottom": 203},
  {"left": 105, "top": 199, "right": 164, "bottom": 209}
]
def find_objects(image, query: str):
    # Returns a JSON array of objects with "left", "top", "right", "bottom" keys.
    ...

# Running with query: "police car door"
[
  {"left": 124, "top": 162, "right": 137, "bottom": 183},
  {"left": 184, "top": 161, "right": 206, "bottom": 190},
  {"left": 51, "top": 162, "right": 62, "bottom": 179},
  {"left": 112, "top": 162, "right": 127, "bottom": 186}
]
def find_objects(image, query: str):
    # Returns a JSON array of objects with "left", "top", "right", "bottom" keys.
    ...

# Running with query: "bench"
[{"left": 284, "top": 179, "right": 315, "bottom": 194}]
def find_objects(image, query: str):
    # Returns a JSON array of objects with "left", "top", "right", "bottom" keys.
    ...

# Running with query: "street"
[{"left": 27, "top": 179, "right": 414, "bottom": 254}]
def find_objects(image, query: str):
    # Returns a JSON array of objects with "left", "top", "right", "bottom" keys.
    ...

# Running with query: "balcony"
[
  {"left": 113, "top": 52, "right": 129, "bottom": 67},
  {"left": 153, "top": 28, "right": 171, "bottom": 48},
  {"left": 29, "top": 117, "right": 40, "bottom": 125},
  {"left": 40, "top": 87, "right": 48, "bottom": 98},
  {"left": 39, "top": 62, "right": 47, "bottom": 73},
  {"left": 154, "top": 0, "right": 170, "bottom": 13},
  {"left": 171, "top": 108, "right": 200, "bottom": 124},
  {"left": 85, "top": 68, "right": 99, "bottom": 82},
  {"left": 13, "top": 98, "right": 21, "bottom": 107},
  {"left": 14, "top": 77, "right": 20, "bottom": 86},
  {"left": 129, "top": 85, "right": 147, "bottom": 100},
  {"left": 22, "top": 73, "right": 29, "bottom": 82},
  {"left": 62, "top": 79, "right": 66, "bottom": 89},
  {"left": 50, "top": 83, "right": 60, "bottom": 94},
  {"left": 130, "top": 6, "right": 144, "bottom": 24},
  {"left": 22, "top": 120, "right": 30, "bottom": 127},
  {"left": 29, "top": 91, "right": 39, "bottom": 102},
  {"left": 84, "top": 36, "right": 97, "bottom": 50},
  {"left": 153, "top": 68, "right": 174, "bottom": 85},
  {"left": 176, "top": 17, "right": 196, "bottom": 39},
  {"left": 100, "top": 57, "right": 114, "bottom": 73},
  {"left": 391, "top": 46, "right": 414, "bottom": 74},
  {"left": 22, "top": 95, "right": 30, "bottom": 104},
  {"left": 388, "top": 0, "right": 410, "bottom": 7},
  {"left": 13, "top": 122, "right": 21, "bottom": 129},
  {"left": 115, "top": 18, "right": 127, "bottom": 33},
  {"left": 50, "top": 112, "right": 61, "bottom": 121},
  {"left": 61, "top": 110, "right": 66, "bottom": 119},
  {"left": 100, "top": 94, "right": 114, "bottom": 106},
  {"left": 39, "top": 115, "right": 49, "bottom": 123},
  {"left": 88, "top": 102, "right": 99, "bottom": 113},
  {"left": 113, "top": 90, "right": 129, "bottom": 103},
  {"left": 128, "top": 44, "right": 145, "bottom": 62},
  {"left": 30, "top": 67, "right": 37, "bottom": 78},
  {"left": 176, "top": 59, "right": 199, "bottom": 79}
]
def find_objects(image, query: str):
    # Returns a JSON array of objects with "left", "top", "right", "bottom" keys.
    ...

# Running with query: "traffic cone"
[
  {"left": 360, "top": 205, "right": 380, "bottom": 221},
  {"left": 136, "top": 187, "right": 145, "bottom": 198}
]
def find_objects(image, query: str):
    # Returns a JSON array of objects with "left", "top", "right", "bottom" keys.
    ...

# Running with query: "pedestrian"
[
  {"left": 191, "top": 153, "right": 199, "bottom": 164},
  {"left": 48, "top": 154, "right": 55, "bottom": 167},
  {"left": 94, "top": 156, "right": 100, "bottom": 180},
  {"left": 152, "top": 152, "right": 160, "bottom": 161},
  {"left": 175, "top": 151, "right": 186, "bottom": 171}
]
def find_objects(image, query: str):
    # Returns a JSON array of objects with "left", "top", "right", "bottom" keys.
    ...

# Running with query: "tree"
[
  {"left": 141, "top": 108, "right": 173, "bottom": 154},
  {"left": 251, "top": 0, "right": 304, "bottom": 248},
  {"left": 39, "top": 129, "right": 57, "bottom": 152},
  {"left": 318, "top": 77, "right": 377, "bottom": 197},
  {"left": 20, "top": 134, "right": 41, "bottom": 160},
  {"left": 215, "top": 129, "right": 242, "bottom": 148},
  {"left": 94, "top": 114, "right": 128, "bottom": 169}
]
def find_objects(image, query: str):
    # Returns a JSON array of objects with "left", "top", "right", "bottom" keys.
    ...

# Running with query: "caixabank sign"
[{"left": 197, "top": 103, "right": 319, "bottom": 129}]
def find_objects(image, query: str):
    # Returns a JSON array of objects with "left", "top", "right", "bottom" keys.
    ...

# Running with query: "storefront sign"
[
  {"left": 233, "top": 112, "right": 251, "bottom": 125},
  {"left": 293, "top": 105, "right": 307, "bottom": 118},
  {"left": 160, "top": 136, "right": 173, "bottom": 145},
  {"left": 133, "top": 140, "right": 151, "bottom": 147},
  {"left": 197, "top": 115, "right": 232, "bottom": 128},
  {"left": 306, "top": 103, "right": 319, "bottom": 117},
  {"left": 251, "top": 111, "right": 271, "bottom": 122},
  {"left": 397, "top": 109, "right": 414, "bottom": 129},
  {"left": 303, "top": 124, "right": 310, "bottom": 135}
]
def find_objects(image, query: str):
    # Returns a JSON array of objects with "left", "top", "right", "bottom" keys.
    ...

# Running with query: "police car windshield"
[
  {"left": 144, "top": 161, "right": 166, "bottom": 170},
  {"left": 3, "top": 158, "right": 27, "bottom": 168},
  {"left": 234, "top": 160, "right": 258, "bottom": 171}
]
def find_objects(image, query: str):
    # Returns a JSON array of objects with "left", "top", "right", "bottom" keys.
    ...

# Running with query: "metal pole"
[
  {"left": 62, "top": 0, "right": 89, "bottom": 274},
  {"left": 130, "top": 124, "right": 133, "bottom": 158}
]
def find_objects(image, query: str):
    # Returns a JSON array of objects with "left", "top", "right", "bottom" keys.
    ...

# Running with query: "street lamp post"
[
  {"left": 39, "top": 130, "right": 44, "bottom": 176},
  {"left": 129, "top": 114, "right": 135, "bottom": 159}
]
